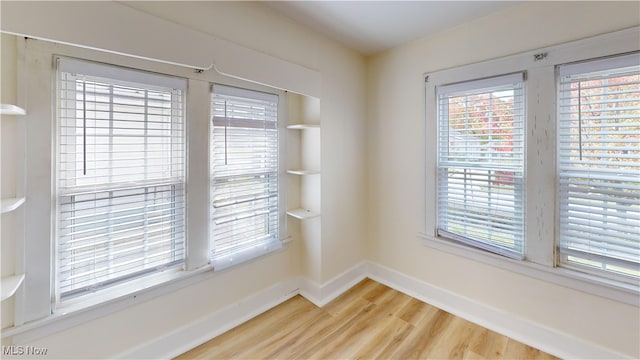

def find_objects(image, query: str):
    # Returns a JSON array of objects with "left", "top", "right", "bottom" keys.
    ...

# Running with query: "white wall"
[
  {"left": 366, "top": 1, "right": 640, "bottom": 357},
  {"left": 0, "top": 1, "right": 366, "bottom": 357}
]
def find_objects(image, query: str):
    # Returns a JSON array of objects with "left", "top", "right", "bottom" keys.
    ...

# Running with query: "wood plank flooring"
[{"left": 177, "top": 279, "right": 557, "bottom": 359}]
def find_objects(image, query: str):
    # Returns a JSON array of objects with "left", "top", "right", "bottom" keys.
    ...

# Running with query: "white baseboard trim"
[
  {"left": 117, "top": 262, "right": 368, "bottom": 359},
  {"left": 117, "top": 260, "right": 629, "bottom": 359},
  {"left": 299, "top": 261, "right": 368, "bottom": 307},
  {"left": 116, "top": 278, "right": 301, "bottom": 359},
  {"left": 366, "top": 261, "right": 630, "bottom": 360}
]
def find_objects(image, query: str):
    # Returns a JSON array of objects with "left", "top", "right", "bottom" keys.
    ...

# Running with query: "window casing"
[
  {"left": 423, "top": 29, "right": 639, "bottom": 299},
  {"left": 13, "top": 37, "right": 295, "bottom": 333},
  {"left": 557, "top": 53, "right": 640, "bottom": 283},
  {"left": 436, "top": 73, "right": 525, "bottom": 259},
  {"left": 56, "top": 58, "right": 186, "bottom": 301},
  {"left": 210, "top": 85, "right": 282, "bottom": 270}
]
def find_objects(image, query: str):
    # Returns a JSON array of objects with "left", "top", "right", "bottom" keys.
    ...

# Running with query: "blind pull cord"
[
  {"left": 578, "top": 82, "right": 583, "bottom": 161},
  {"left": 224, "top": 100, "right": 228, "bottom": 165},
  {"left": 82, "top": 81, "right": 87, "bottom": 175}
]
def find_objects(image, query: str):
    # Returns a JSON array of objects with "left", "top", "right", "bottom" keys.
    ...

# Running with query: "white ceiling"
[{"left": 265, "top": 1, "right": 520, "bottom": 55}]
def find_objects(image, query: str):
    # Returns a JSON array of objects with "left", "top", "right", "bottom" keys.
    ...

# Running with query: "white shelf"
[
  {"left": 287, "top": 124, "right": 320, "bottom": 130},
  {"left": 286, "top": 208, "right": 321, "bottom": 220},
  {"left": 0, "top": 104, "right": 26, "bottom": 116},
  {"left": 1, "top": 274, "right": 25, "bottom": 301},
  {"left": 287, "top": 169, "right": 320, "bottom": 176},
  {"left": 1, "top": 197, "right": 26, "bottom": 214}
]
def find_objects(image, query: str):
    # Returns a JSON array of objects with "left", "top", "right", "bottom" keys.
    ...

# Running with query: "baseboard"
[
  {"left": 117, "top": 260, "right": 629, "bottom": 359},
  {"left": 298, "top": 261, "right": 368, "bottom": 307},
  {"left": 117, "top": 262, "right": 368, "bottom": 359},
  {"left": 116, "top": 278, "right": 301, "bottom": 359},
  {"left": 366, "top": 261, "right": 629, "bottom": 360}
]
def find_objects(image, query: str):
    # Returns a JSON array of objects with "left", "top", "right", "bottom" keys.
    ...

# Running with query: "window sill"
[
  {"left": 2, "top": 239, "right": 293, "bottom": 343},
  {"left": 2, "top": 265, "right": 214, "bottom": 342},
  {"left": 418, "top": 232, "right": 639, "bottom": 306}
]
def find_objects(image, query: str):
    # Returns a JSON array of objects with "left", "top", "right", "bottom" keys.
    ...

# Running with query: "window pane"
[
  {"left": 210, "top": 86, "right": 280, "bottom": 270},
  {"left": 58, "top": 185, "right": 185, "bottom": 298},
  {"left": 437, "top": 74, "right": 525, "bottom": 258},
  {"left": 558, "top": 55, "right": 640, "bottom": 282},
  {"left": 57, "top": 58, "right": 186, "bottom": 300}
]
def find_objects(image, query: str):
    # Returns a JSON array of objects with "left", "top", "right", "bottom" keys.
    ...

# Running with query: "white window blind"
[
  {"left": 57, "top": 58, "right": 186, "bottom": 300},
  {"left": 558, "top": 53, "right": 640, "bottom": 282},
  {"left": 436, "top": 73, "right": 525, "bottom": 259},
  {"left": 210, "top": 84, "right": 281, "bottom": 270}
]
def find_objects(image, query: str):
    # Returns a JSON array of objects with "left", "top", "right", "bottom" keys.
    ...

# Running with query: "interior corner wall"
[
  {"left": 0, "top": 1, "right": 366, "bottom": 357},
  {"left": 365, "top": 1, "right": 640, "bottom": 357}
]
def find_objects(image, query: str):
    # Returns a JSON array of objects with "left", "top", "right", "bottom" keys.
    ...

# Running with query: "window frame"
[
  {"left": 556, "top": 53, "right": 640, "bottom": 284},
  {"left": 209, "top": 84, "right": 287, "bottom": 271},
  {"left": 435, "top": 72, "right": 527, "bottom": 259},
  {"left": 54, "top": 56, "right": 189, "bottom": 302},
  {"left": 421, "top": 27, "right": 640, "bottom": 305},
  {"left": 16, "top": 38, "right": 289, "bottom": 324}
]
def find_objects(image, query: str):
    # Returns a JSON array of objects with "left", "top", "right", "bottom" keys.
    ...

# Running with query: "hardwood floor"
[{"left": 177, "top": 279, "right": 557, "bottom": 359}]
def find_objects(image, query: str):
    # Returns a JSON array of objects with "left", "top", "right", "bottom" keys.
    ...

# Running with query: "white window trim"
[
  {"left": 421, "top": 27, "right": 640, "bottom": 305},
  {"left": 3, "top": 265, "right": 212, "bottom": 343},
  {"left": 418, "top": 232, "right": 638, "bottom": 306},
  {"left": 11, "top": 37, "right": 289, "bottom": 338}
]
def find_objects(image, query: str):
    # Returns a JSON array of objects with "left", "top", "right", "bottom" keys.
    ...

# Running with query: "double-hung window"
[
  {"left": 210, "top": 85, "right": 281, "bottom": 270},
  {"left": 19, "top": 37, "right": 296, "bottom": 329},
  {"left": 557, "top": 53, "right": 640, "bottom": 282},
  {"left": 425, "top": 30, "right": 639, "bottom": 299},
  {"left": 56, "top": 58, "right": 186, "bottom": 301},
  {"left": 436, "top": 73, "right": 526, "bottom": 259}
]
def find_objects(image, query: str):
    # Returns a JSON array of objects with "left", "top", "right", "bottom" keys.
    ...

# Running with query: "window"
[
  {"left": 56, "top": 58, "right": 186, "bottom": 301},
  {"left": 424, "top": 29, "right": 640, "bottom": 300},
  {"left": 436, "top": 73, "right": 525, "bottom": 259},
  {"left": 15, "top": 38, "right": 296, "bottom": 330},
  {"left": 210, "top": 85, "right": 281, "bottom": 270},
  {"left": 557, "top": 53, "right": 640, "bottom": 283}
]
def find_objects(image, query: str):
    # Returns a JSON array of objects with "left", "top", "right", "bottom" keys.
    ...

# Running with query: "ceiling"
[{"left": 265, "top": 1, "right": 520, "bottom": 55}]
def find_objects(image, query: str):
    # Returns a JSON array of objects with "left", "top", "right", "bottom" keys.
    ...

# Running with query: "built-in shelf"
[
  {"left": 286, "top": 208, "right": 321, "bottom": 220},
  {"left": 1, "top": 197, "right": 26, "bottom": 214},
  {"left": 287, "top": 124, "right": 320, "bottom": 130},
  {"left": 1, "top": 274, "right": 25, "bottom": 301},
  {"left": 287, "top": 169, "right": 320, "bottom": 176},
  {"left": 0, "top": 104, "right": 26, "bottom": 116}
]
